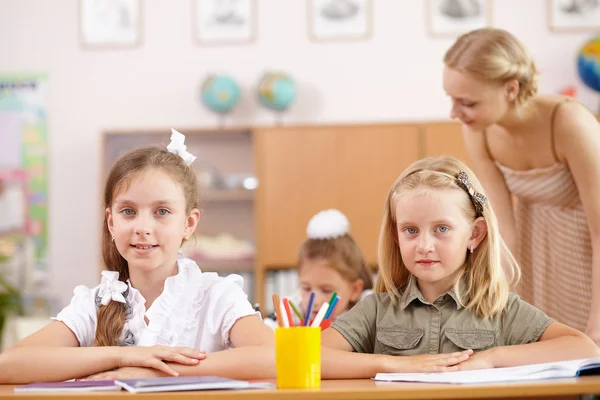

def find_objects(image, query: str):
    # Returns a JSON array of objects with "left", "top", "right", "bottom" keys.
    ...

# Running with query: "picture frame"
[
  {"left": 547, "top": 0, "right": 600, "bottom": 32},
  {"left": 194, "top": 0, "right": 256, "bottom": 45},
  {"left": 426, "top": 0, "right": 492, "bottom": 38},
  {"left": 79, "top": 0, "right": 141, "bottom": 48},
  {"left": 308, "top": 0, "right": 372, "bottom": 42}
]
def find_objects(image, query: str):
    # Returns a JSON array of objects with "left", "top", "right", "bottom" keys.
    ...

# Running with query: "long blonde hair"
[
  {"left": 375, "top": 156, "right": 520, "bottom": 319},
  {"left": 96, "top": 147, "right": 200, "bottom": 346},
  {"left": 444, "top": 28, "right": 538, "bottom": 105}
]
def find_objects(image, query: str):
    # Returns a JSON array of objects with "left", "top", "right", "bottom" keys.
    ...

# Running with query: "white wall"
[{"left": 0, "top": 0, "right": 597, "bottom": 308}]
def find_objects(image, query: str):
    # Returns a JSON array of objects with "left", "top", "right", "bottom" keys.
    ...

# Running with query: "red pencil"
[{"left": 282, "top": 297, "right": 295, "bottom": 327}]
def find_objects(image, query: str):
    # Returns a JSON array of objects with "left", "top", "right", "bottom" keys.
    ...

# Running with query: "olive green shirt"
[{"left": 331, "top": 280, "right": 553, "bottom": 355}]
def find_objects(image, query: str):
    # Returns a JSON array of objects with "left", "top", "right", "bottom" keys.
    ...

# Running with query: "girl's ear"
[
  {"left": 106, "top": 207, "right": 114, "bottom": 237},
  {"left": 184, "top": 208, "right": 201, "bottom": 239},
  {"left": 505, "top": 79, "right": 519, "bottom": 102},
  {"left": 469, "top": 216, "right": 488, "bottom": 250},
  {"left": 350, "top": 279, "right": 365, "bottom": 302}
]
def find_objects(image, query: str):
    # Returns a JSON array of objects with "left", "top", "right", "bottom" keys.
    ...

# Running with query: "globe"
[
  {"left": 257, "top": 72, "right": 296, "bottom": 112},
  {"left": 577, "top": 36, "right": 600, "bottom": 93},
  {"left": 201, "top": 75, "right": 240, "bottom": 114}
]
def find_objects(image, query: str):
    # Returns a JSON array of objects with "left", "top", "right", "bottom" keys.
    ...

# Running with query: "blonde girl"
[{"left": 319, "top": 156, "right": 599, "bottom": 379}]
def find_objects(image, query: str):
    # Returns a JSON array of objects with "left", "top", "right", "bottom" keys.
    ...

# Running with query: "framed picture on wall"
[
  {"left": 426, "top": 0, "right": 492, "bottom": 38},
  {"left": 548, "top": 0, "right": 600, "bottom": 32},
  {"left": 194, "top": 0, "right": 256, "bottom": 45},
  {"left": 308, "top": 0, "right": 372, "bottom": 42},
  {"left": 79, "top": 0, "right": 141, "bottom": 48}
]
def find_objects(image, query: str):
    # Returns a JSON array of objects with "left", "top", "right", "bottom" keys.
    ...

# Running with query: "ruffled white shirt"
[{"left": 54, "top": 257, "right": 259, "bottom": 352}]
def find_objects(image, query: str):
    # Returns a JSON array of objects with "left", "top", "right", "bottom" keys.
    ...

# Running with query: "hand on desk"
[
  {"left": 383, "top": 349, "right": 473, "bottom": 373},
  {"left": 80, "top": 367, "right": 166, "bottom": 381},
  {"left": 116, "top": 345, "right": 206, "bottom": 376},
  {"left": 455, "top": 349, "right": 495, "bottom": 371}
]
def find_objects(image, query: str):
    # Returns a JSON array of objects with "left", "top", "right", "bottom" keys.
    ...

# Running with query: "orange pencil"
[{"left": 272, "top": 294, "right": 284, "bottom": 328}]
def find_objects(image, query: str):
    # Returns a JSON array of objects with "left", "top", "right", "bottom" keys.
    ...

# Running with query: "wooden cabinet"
[
  {"left": 421, "top": 121, "right": 469, "bottom": 165},
  {"left": 254, "top": 124, "right": 420, "bottom": 308}
]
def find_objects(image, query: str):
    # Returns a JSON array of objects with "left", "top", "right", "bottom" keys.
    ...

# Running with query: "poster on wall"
[
  {"left": 309, "top": 0, "right": 372, "bottom": 42},
  {"left": 0, "top": 74, "right": 49, "bottom": 270},
  {"left": 194, "top": 0, "right": 256, "bottom": 45},
  {"left": 426, "top": 0, "right": 492, "bottom": 38},
  {"left": 548, "top": 0, "right": 600, "bottom": 32},
  {"left": 79, "top": 0, "right": 141, "bottom": 48}
]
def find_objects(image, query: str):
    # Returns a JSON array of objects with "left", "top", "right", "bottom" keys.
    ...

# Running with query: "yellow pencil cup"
[{"left": 275, "top": 326, "right": 321, "bottom": 389}]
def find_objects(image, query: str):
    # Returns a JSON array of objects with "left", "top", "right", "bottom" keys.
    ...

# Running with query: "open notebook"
[
  {"left": 115, "top": 376, "right": 275, "bottom": 393},
  {"left": 15, "top": 376, "right": 275, "bottom": 393},
  {"left": 374, "top": 357, "right": 600, "bottom": 384}
]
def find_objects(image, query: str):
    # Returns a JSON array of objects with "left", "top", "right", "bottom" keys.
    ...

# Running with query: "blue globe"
[
  {"left": 577, "top": 36, "right": 600, "bottom": 93},
  {"left": 201, "top": 75, "right": 240, "bottom": 114},
  {"left": 257, "top": 72, "right": 296, "bottom": 111}
]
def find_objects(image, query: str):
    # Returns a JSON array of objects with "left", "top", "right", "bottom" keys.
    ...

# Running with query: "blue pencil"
[
  {"left": 324, "top": 296, "right": 340, "bottom": 320},
  {"left": 304, "top": 292, "right": 315, "bottom": 326}
]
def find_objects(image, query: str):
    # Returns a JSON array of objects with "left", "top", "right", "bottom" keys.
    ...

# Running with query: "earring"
[
  {"left": 111, "top": 236, "right": 115, "bottom": 242},
  {"left": 469, "top": 245, "right": 474, "bottom": 254},
  {"left": 183, "top": 235, "right": 188, "bottom": 241}
]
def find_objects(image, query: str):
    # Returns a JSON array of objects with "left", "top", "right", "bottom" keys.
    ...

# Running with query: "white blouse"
[{"left": 54, "top": 257, "right": 260, "bottom": 352}]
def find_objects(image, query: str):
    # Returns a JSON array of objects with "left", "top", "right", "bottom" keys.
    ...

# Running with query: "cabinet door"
[
  {"left": 256, "top": 125, "right": 420, "bottom": 268},
  {"left": 254, "top": 127, "right": 337, "bottom": 267},
  {"left": 422, "top": 122, "right": 470, "bottom": 165},
  {"left": 335, "top": 125, "right": 420, "bottom": 264}
]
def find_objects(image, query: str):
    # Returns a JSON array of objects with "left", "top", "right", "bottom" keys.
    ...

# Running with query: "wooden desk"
[{"left": 1, "top": 377, "right": 600, "bottom": 400}]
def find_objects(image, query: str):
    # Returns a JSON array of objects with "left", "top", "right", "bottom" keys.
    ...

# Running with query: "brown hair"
[
  {"left": 444, "top": 28, "right": 538, "bottom": 105},
  {"left": 297, "top": 234, "right": 373, "bottom": 308},
  {"left": 95, "top": 146, "right": 200, "bottom": 346},
  {"left": 375, "top": 156, "right": 520, "bottom": 319}
]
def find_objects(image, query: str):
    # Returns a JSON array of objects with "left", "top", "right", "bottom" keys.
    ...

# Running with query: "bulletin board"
[{"left": 0, "top": 74, "right": 48, "bottom": 269}]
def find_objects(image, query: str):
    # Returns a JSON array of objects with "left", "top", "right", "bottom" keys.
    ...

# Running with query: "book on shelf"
[{"left": 373, "top": 357, "right": 600, "bottom": 385}]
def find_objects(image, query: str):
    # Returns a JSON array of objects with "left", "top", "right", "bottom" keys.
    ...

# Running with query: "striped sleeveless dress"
[{"left": 495, "top": 153, "right": 592, "bottom": 332}]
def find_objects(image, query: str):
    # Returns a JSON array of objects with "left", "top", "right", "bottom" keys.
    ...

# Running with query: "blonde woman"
[
  {"left": 443, "top": 28, "right": 600, "bottom": 344},
  {"left": 319, "top": 157, "right": 598, "bottom": 378}
]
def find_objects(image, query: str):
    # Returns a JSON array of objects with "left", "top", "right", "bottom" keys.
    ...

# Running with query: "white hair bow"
[
  {"left": 306, "top": 209, "right": 350, "bottom": 239},
  {"left": 167, "top": 129, "right": 197, "bottom": 166},
  {"left": 98, "top": 271, "right": 127, "bottom": 306}
]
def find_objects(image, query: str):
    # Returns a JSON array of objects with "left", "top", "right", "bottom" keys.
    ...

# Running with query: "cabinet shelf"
[{"left": 202, "top": 189, "right": 255, "bottom": 203}]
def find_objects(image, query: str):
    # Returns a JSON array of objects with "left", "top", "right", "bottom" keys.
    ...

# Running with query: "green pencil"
[
  {"left": 328, "top": 291, "right": 338, "bottom": 306},
  {"left": 288, "top": 300, "right": 304, "bottom": 320}
]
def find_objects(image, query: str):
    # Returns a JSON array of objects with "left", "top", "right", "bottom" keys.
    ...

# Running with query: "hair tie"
[
  {"left": 167, "top": 129, "right": 197, "bottom": 166},
  {"left": 306, "top": 209, "right": 350, "bottom": 239},
  {"left": 97, "top": 271, "right": 127, "bottom": 306}
]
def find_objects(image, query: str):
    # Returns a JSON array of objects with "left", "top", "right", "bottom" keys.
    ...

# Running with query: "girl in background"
[{"left": 265, "top": 209, "right": 374, "bottom": 328}]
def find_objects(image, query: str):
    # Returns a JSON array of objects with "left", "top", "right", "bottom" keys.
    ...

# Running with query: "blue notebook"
[
  {"left": 15, "top": 380, "right": 121, "bottom": 393},
  {"left": 115, "top": 376, "right": 275, "bottom": 393}
]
